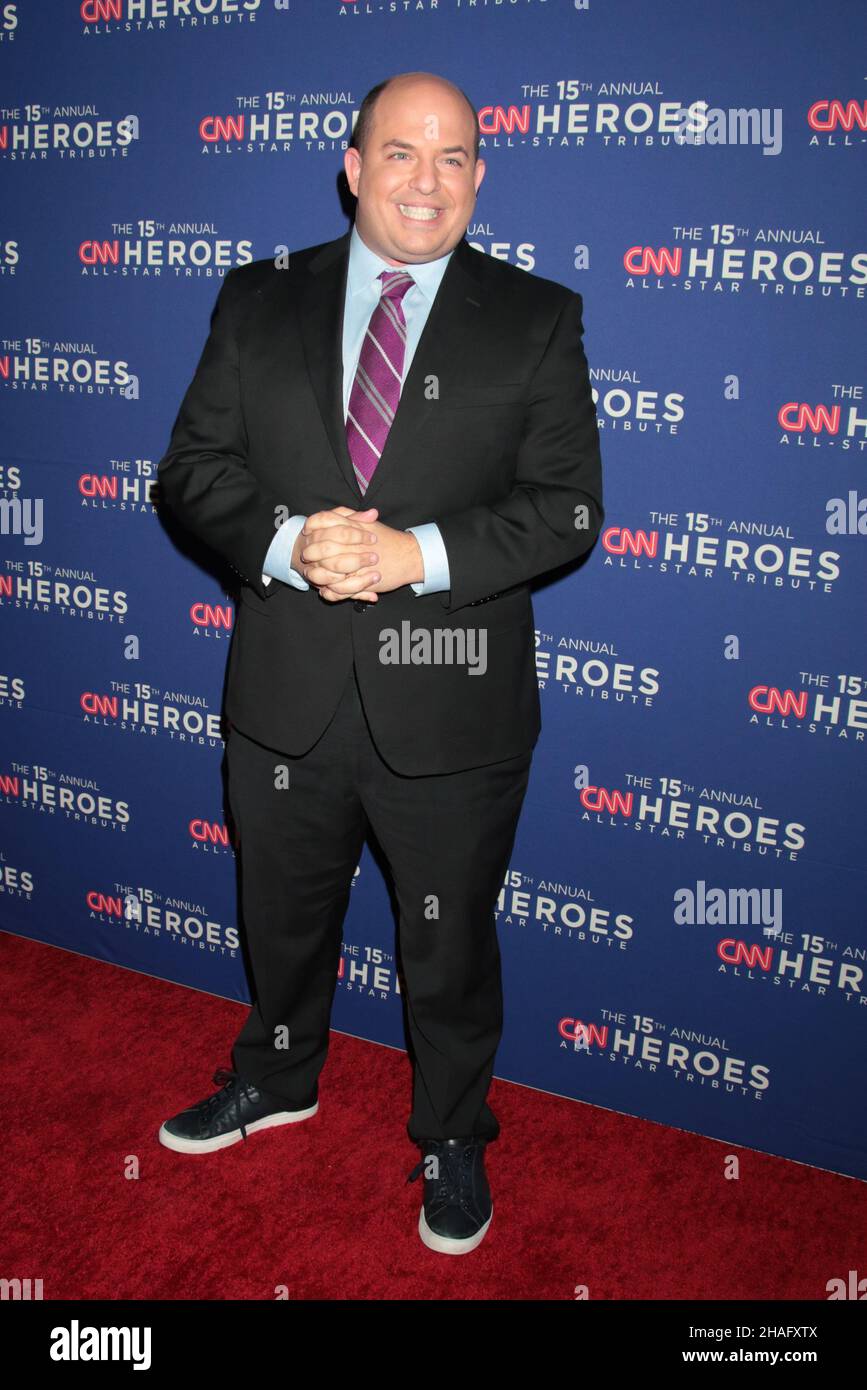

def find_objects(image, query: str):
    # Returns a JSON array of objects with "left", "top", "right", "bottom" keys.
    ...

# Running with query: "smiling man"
[{"left": 156, "top": 70, "right": 603, "bottom": 1256}]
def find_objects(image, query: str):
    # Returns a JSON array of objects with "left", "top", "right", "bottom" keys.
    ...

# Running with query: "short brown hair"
[{"left": 349, "top": 76, "right": 480, "bottom": 163}]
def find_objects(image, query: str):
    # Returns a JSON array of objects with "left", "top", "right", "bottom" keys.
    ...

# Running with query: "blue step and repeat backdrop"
[{"left": 1, "top": 1, "right": 865, "bottom": 1181}]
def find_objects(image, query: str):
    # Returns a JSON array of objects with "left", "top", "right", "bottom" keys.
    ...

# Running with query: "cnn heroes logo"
[
  {"left": 0, "top": 3, "right": 16, "bottom": 42},
  {"left": 80, "top": 0, "right": 260, "bottom": 27},
  {"left": 590, "top": 370, "right": 684, "bottom": 433}
]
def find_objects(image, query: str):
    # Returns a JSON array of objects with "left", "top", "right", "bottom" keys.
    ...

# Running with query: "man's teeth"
[{"left": 398, "top": 205, "right": 441, "bottom": 221}]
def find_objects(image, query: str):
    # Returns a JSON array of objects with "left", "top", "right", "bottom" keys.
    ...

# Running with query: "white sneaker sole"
[
  {"left": 158, "top": 1100, "right": 319, "bottom": 1154},
  {"left": 418, "top": 1202, "right": 493, "bottom": 1254}
]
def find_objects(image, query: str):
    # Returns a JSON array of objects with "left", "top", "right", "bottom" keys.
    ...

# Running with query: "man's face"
[{"left": 344, "top": 79, "right": 485, "bottom": 266}]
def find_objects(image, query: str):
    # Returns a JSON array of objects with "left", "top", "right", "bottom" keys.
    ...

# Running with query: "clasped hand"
[{"left": 290, "top": 506, "right": 424, "bottom": 603}]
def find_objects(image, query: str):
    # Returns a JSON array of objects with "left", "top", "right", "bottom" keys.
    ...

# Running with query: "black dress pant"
[{"left": 226, "top": 661, "right": 533, "bottom": 1143}]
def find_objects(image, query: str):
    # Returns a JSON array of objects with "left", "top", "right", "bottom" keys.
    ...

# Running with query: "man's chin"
[
  {"left": 390, "top": 228, "right": 459, "bottom": 261},
  {"left": 383, "top": 240, "right": 446, "bottom": 265}
]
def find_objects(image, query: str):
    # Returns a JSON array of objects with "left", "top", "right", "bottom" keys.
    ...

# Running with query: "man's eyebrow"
[{"left": 380, "top": 138, "right": 470, "bottom": 156}]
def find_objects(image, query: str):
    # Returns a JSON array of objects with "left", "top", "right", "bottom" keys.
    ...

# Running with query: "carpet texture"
[{"left": 1, "top": 931, "right": 863, "bottom": 1300}]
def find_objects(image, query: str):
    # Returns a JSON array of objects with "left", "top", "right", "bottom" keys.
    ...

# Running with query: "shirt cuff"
[
  {"left": 262, "top": 514, "right": 309, "bottom": 590},
  {"left": 407, "top": 523, "right": 450, "bottom": 595}
]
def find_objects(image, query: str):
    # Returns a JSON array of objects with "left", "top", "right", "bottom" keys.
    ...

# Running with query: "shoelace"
[
  {"left": 406, "top": 1138, "right": 481, "bottom": 1206},
  {"left": 200, "top": 1067, "right": 251, "bottom": 1141}
]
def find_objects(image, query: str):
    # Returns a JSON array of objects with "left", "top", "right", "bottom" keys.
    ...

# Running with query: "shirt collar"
[{"left": 347, "top": 221, "right": 455, "bottom": 305}]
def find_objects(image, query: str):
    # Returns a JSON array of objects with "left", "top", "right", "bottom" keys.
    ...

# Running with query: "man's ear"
[{"left": 344, "top": 147, "right": 362, "bottom": 197}]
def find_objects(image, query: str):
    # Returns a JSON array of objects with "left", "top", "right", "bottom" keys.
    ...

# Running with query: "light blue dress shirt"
[{"left": 261, "top": 223, "right": 452, "bottom": 595}]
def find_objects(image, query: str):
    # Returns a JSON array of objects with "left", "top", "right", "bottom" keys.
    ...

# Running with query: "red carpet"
[{"left": 2, "top": 931, "right": 864, "bottom": 1301}]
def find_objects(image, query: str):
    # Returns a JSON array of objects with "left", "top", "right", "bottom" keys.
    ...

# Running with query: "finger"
[
  {"left": 316, "top": 566, "right": 381, "bottom": 594},
  {"left": 319, "top": 587, "right": 379, "bottom": 603},
  {"left": 305, "top": 509, "right": 356, "bottom": 531},
  {"left": 301, "top": 544, "right": 379, "bottom": 569},
  {"left": 308, "top": 565, "right": 380, "bottom": 591},
  {"left": 302, "top": 524, "right": 378, "bottom": 547},
  {"left": 303, "top": 567, "right": 349, "bottom": 586},
  {"left": 316, "top": 554, "right": 379, "bottom": 576},
  {"left": 304, "top": 565, "right": 360, "bottom": 586},
  {"left": 310, "top": 506, "right": 379, "bottom": 530}
]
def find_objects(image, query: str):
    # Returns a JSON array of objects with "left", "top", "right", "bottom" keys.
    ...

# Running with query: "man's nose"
[{"left": 408, "top": 162, "right": 439, "bottom": 193}]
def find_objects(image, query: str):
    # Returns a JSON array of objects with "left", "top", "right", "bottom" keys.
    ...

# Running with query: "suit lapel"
[
  {"left": 297, "top": 231, "right": 357, "bottom": 498},
  {"left": 297, "top": 229, "right": 484, "bottom": 506}
]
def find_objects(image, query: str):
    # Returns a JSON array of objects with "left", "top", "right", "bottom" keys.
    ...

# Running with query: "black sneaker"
[
  {"left": 407, "top": 1136, "right": 493, "bottom": 1254},
  {"left": 158, "top": 1067, "right": 318, "bottom": 1154}
]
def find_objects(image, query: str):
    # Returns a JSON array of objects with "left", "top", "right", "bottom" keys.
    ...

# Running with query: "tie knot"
[{"left": 379, "top": 269, "right": 415, "bottom": 303}]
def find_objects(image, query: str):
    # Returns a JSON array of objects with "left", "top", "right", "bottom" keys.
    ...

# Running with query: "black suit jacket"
[{"left": 157, "top": 229, "right": 603, "bottom": 775}]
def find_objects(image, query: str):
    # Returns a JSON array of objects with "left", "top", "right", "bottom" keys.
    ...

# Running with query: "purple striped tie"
[{"left": 345, "top": 269, "right": 415, "bottom": 495}]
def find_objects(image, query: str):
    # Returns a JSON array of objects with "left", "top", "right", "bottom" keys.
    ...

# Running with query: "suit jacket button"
[{"left": 353, "top": 600, "right": 367, "bottom": 612}]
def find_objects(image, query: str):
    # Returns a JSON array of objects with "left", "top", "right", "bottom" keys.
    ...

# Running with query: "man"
[{"left": 156, "top": 70, "right": 603, "bottom": 1255}]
